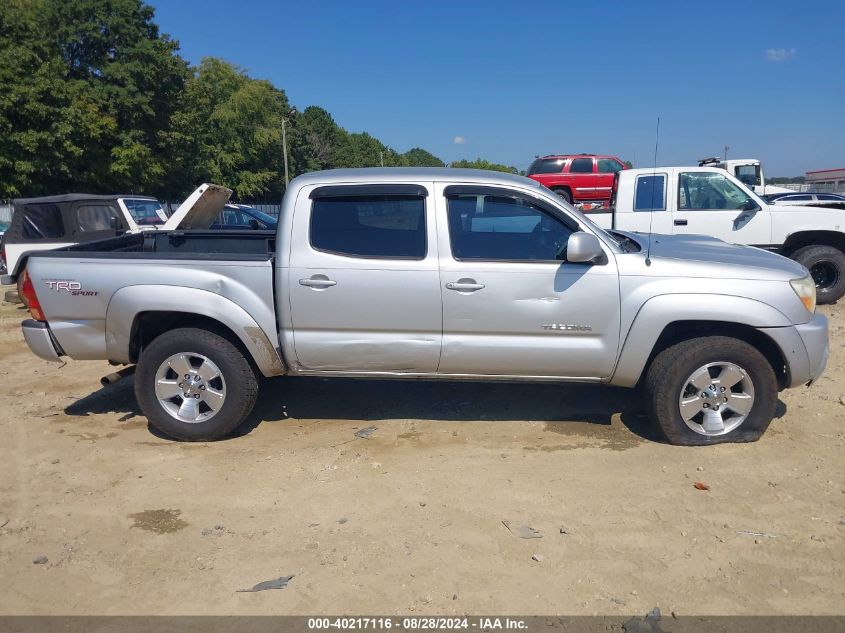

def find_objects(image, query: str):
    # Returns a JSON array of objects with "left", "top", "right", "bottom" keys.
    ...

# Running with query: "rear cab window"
[
  {"left": 309, "top": 185, "right": 427, "bottom": 259},
  {"left": 634, "top": 174, "right": 667, "bottom": 211}
]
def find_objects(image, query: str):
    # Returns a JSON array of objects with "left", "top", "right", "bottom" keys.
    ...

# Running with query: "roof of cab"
[{"left": 289, "top": 167, "right": 543, "bottom": 190}]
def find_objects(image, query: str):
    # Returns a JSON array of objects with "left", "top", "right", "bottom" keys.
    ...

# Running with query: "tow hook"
[{"left": 100, "top": 366, "right": 136, "bottom": 387}]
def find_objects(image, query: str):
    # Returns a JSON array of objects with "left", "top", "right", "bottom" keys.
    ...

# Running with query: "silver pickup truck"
[{"left": 18, "top": 168, "right": 829, "bottom": 445}]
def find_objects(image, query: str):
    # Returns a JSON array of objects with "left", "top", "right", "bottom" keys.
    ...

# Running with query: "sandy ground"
[{"left": 0, "top": 294, "right": 843, "bottom": 616}]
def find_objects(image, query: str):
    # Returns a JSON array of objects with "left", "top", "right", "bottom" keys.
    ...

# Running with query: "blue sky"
[{"left": 151, "top": 0, "right": 844, "bottom": 176}]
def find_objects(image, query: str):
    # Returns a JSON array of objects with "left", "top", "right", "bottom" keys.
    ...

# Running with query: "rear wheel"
[
  {"left": 135, "top": 327, "right": 258, "bottom": 441},
  {"left": 645, "top": 336, "right": 777, "bottom": 445},
  {"left": 791, "top": 244, "right": 845, "bottom": 304},
  {"left": 553, "top": 188, "right": 572, "bottom": 204}
]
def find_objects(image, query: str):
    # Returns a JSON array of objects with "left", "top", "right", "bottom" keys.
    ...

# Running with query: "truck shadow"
[
  {"left": 63, "top": 375, "right": 787, "bottom": 445},
  {"left": 242, "top": 376, "right": 665, "bottom": 443}
]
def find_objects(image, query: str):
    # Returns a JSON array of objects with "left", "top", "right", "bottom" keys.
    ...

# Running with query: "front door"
[
  {"left": 287, "top": 183, "right": 442, "bottom": 373},
  {"left": 436, "top": 184, "right": 621, "bottom": 378},
  {"left": 671, "top": 171, "right": 771, "bottom": 246}
]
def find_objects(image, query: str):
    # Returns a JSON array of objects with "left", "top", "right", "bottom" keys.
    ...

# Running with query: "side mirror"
[
  {"left": 248, "top": 219, "right": 261, "bottom": 230},
  {"left": 566, "top": 232, "right": 605, "bottom": 264},
  {"left": 741, "top": 199, "right": 760, "bottom": 212},
  {"left": 109, "top": 216, "right": 121, "bottom": 230}
]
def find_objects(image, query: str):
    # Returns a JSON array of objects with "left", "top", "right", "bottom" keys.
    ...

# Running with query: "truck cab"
[{"left": 697, "top": 157, "right": 793, "bottom": 196}]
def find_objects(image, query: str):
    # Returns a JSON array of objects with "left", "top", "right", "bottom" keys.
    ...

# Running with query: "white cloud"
[
  {"left": 765, "top": 48, "right": 796, "bottom": 62},
  {"left": 453, "top": 136, "right": 466, "bottom": 145}
]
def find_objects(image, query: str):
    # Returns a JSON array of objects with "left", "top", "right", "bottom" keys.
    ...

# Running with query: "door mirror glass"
[{"left": 566, "top": 232, "right": 605, "bottom": 264}]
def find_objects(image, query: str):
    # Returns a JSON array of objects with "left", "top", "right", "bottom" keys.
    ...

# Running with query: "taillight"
[{"left": 20, "top": 270, "right": 46, "bottom": 321}]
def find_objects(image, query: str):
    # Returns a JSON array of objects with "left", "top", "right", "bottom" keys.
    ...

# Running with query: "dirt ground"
[{"left": 0, "top": 293, "right": 843, "bottom": 616}]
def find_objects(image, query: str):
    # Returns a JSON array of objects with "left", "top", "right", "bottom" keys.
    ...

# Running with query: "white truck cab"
[
  {"left": 594, "top": 166, "right": 845, "bottom": 303},
  {"left": 698, "top": 157, "right": 793, "bottom": 196}
]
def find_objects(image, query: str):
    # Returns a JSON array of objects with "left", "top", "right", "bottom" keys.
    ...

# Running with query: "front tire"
[
  {"left": 645, "top": 336, "right": 777, "bottom": 445},
  {"left": 135, "top": 327, "right": 259, "bottom": 441},
  {"left": 791, "top": 244, "right": 845, "bottom": 305}
]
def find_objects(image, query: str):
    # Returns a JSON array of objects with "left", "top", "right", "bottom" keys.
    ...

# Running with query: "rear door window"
[
  {"left": 21, "top": 204, "right": 65, "bottom": 239},
  {"left": 569, "top": 158, "right": 594, "bottom": 174},
  {"left": 310, "top": 194, "right": 426, "bottom": 259}
]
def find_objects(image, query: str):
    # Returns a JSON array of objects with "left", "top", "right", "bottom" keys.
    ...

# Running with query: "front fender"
[
  {"left": 610, "top": 293, "right": 792, "bottom": 387},
  {"left": 106, "top": 285, "right": 285, "bottom": 377}
]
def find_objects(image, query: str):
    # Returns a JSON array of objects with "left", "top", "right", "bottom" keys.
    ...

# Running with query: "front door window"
[{"left": 678, "top": 172, "right": 755, "bottom": 210}]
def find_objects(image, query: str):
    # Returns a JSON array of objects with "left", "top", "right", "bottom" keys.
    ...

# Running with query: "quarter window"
[
  {"left": 634, "top": 175, "right": 666, "bottom": 211},
  {"left": 310, "top": 195, "right": 426, "bottom": 259},
  {"left": 447, "top": 193, "right": 574, "bottom": 261},
  {"left": 569, "top": 158, "right": 594, "bottom": 174},
  {"left": 597, "top": 158, "right": 624, "bottom": 174},
  {"left": 77, "top": 204, "right": 120, "bottom": 232},
  {"left": 528, "top": 159, "right": 565, "bottom": 175},
  {"left": 678, "top": 172, "right": 754, "bottom": 211}
]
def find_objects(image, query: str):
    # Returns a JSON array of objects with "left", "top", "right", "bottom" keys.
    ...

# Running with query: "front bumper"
[
  {"left": 795, "top": 312, "right": 829, "bottom": 385},
  {"left": 760, "top": 312, "right": 829, "bottom": 388},
  {"left": 21, "top": 319, "right": 64, "bottom": 362}
]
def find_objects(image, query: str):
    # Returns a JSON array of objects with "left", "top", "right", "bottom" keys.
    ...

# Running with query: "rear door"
[
  {"left": 671, "top": 171, "right": 772, "bottom": 246},
  {"left": 288, "top": 183, "right": 442, "bottom": 372},
  {"left": 568, "top": 156, "right": 600, "bottom": 201},
  {"left": 436, "top": 184, "right": 621, "bottom": 378}
]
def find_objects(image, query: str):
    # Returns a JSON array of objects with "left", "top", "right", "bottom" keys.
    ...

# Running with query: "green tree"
[
  {"left": 401, "top": 147, "right": 444, "bottom": 167},
  {"left": 450, "top": 158, "right": 519, "bottom": 174},
  {"left": 171, "top": 57, "right": 291, "bottom": 199},
  {"left": 0, "top": 0, "right": 189, "bottom": 197}
]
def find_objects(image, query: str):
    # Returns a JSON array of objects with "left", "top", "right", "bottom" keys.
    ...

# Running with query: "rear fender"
[{"left": 106, "top": 285, "right": 285, "bottom": 377}]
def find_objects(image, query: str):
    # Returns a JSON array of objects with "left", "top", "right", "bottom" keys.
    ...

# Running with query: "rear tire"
[
  {"left": 645, "top": 336, "right": 777, "bottom": 446},
  {"left": 553, "top": 188, "right": 572, "bottom": 204},
  {"left": 135, "top": 327, "right": 259, "bottom": 441},
  {"left": 791, "top": 244, "right": 845, "bottom": 305}
]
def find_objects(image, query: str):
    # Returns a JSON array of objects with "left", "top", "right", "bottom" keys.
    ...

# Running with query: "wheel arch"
[
  {"left": 106, "top": 286, "right": 285, "bottom": 377},
  {"left": 781, "top": 230, "right": 845, "bottom": 256},
  {"left": 611, "top": 294, "right": 794, "bottom": 389}
]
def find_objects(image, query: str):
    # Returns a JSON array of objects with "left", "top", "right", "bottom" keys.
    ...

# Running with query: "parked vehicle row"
[{"left": 17, "top": 168, "right": 828, "bottom": 447}]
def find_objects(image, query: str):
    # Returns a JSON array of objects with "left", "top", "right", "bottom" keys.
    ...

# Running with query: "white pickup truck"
[{"left": 592, "top": 166, "right": 845, "bottom": 304}]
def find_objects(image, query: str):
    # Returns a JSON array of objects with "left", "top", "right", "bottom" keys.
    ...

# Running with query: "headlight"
[{"left": 790, "top": 276, "right": 816, "bottom": 313}]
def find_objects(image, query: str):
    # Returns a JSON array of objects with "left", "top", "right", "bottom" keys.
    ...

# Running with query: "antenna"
[{"left": 645, "top": 116, "right": 660, "bottom": 266}]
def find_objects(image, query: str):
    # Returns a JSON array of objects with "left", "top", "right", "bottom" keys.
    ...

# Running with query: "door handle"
[
  {"left": 299, "top": 277, "right": 337, "bottom": 288},
  {"left": 674, "top": 219, "right": 688, "bottom": 226},
  {"left": 446, "top": 281, "right": 485, "bottom": 292}
]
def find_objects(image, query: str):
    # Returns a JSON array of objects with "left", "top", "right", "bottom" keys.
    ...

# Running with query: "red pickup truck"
[{"left": 527, "top": 154, "right": 628, "bottom": 206}]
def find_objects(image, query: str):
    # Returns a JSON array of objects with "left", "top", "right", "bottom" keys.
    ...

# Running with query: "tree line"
[{"left": 0, "top": 0, "right": 519, "bottom": 201}]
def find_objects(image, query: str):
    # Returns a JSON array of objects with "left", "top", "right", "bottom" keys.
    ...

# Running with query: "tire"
[
  {"left": 135, "top": 327, "right": 259, "bottom": 441},
  {"left": 645, "top": 336, "right": 777, "bottom": 446},
  {"left": 553, "top": 188, "right": 572, "bottom": 204},
  {"left": 791, "top": 244, "right": 845, "bottom": 305}
]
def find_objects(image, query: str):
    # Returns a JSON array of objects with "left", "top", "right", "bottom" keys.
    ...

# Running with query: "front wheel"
[
  {"left": 791, "top": 244, "right": 845, "bottom": 305},
  {"left": 135, "top": 327, "right": 259, "bottom": 441},
  {"left": 645, "top": 336, "right": 777, "bottom": 445}
]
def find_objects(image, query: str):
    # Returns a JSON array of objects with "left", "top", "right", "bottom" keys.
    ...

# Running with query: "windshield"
[
  {"left": 123, "top": 198, "right": 167, "bottom": 225},
  {"left": 243, "top": 207, "right": 278, "bottom": 225}
]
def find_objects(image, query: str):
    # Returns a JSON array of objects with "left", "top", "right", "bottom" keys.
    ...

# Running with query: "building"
[{"left": 805, "top": 168, "right": 845, "bottom": 194}]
